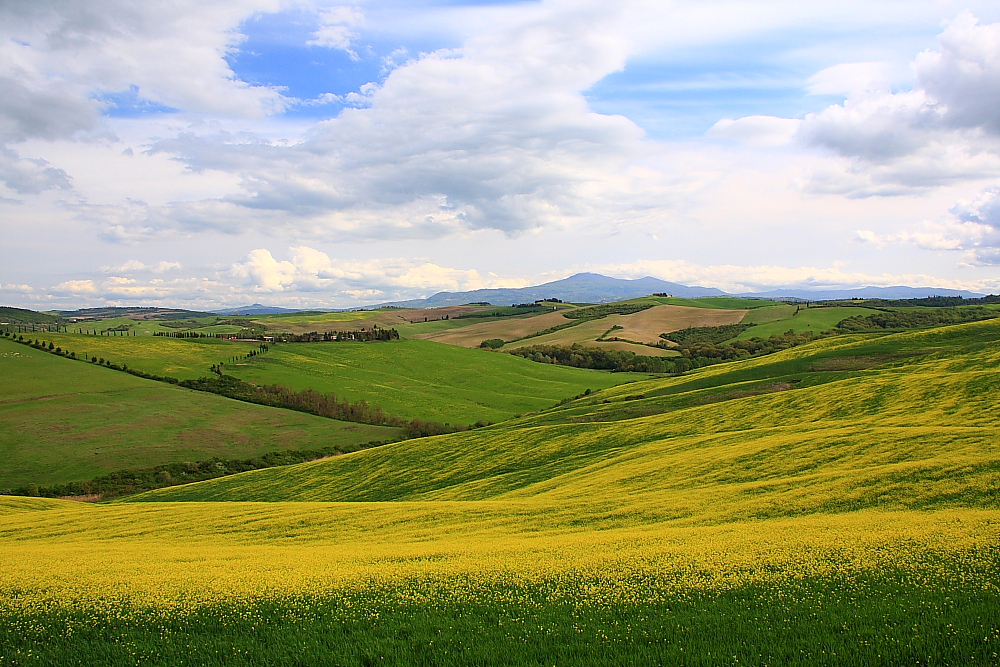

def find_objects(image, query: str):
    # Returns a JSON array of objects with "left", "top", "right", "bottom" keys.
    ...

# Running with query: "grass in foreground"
[
  {"left": 2, "top": 572, "right": 996, "bottom": 666},
  {"left": 0, "top": 338, "right": 399, "bottom": 488},
  {"left": 1, "top": 501, "right": 997, "bottom": 666}
]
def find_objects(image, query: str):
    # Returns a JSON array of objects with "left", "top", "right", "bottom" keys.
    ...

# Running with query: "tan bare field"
[
  {"left": 413, "top": 310, "right": 571, "bottom": 347},
  {"left": 504, "top": 317, "right": 678, "bottom": 356},
  {"left": 503, "top": 318, "right": 672, "bottom": 356},
  {"left": 615, "top": 304, "right": 747, "bottom": 344},
  {"left": 417, "top": 304, "right": 745, "bottom": 353}
]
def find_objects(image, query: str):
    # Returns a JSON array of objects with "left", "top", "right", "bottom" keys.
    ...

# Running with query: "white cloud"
[
  {"left": 794, "top": 12, "right": 1000, "bottom": 195},
  {"left": 230, "top": 248, "right": 297, "bottom": 291},
  {"left": 806, "top": 61, "right": 895, "bottom": 97},
  {"left": 308, "top": 6, "right": 365, "bottom": 60},
  {"left": 103, "top": 260, "right": 182, "bottom": 273},
  {"left": 855, "top": 186, "right": 1000, "bottom": 263},
  {"left": 51, "top": 279, "right": 98, "bottom": 295},
  {"left": 231, "top": 246, "right": 531, "bottom": 296},
  {"left": 707, "top": 116, "right": 801, "bottom": 147}
]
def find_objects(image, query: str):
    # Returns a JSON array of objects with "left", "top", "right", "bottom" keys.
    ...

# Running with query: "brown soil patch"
[
  {"left": 59, "top": 494, "right": 101, "bottom": 502},
  {"left": 415, "top": 311, "right": 571, "bottom": 347},
  {"left": 636, "top": 305, "right": 747, "bottom": 344},
  {"left": 415, "top": 303, "right": 745, "bottom": 355}
]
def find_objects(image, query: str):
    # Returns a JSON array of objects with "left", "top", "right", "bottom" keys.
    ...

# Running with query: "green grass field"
[
  {"left": 639, "top": 295, "right": 780, "bottom": 309},
  {"left": 10, "top": 331, "right": 263, "bottom": 380},
  {"left": 13, "top": 332, "right": 643, "bottom": 424},
  {"left": 733, "top": 305, "right": 876, "bottom": 339},
  {"left": 224, "top": 339, "right": 642, "bottom": 423},
  {"left": 740, "top": 302, "right": 797, "bottom": 323},
  {"left": 0, "top": 338, "right": 399, "bottom": 488}
]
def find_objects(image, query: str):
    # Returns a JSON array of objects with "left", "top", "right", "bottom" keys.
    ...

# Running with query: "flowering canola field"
[{"left": 3, "top": 320, "right": 1000, "bottom": 665}]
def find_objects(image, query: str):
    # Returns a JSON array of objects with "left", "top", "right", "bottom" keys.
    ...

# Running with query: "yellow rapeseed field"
[{"left": 2, "top": 319, "right": 1000, "bottom": 623}]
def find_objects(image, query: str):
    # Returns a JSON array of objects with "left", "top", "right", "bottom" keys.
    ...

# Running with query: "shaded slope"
[
  {"left": 131, "top": 319, "right": 1000, "bottom": 515},
  {"left": 0, "top": 338, "right": 399, "bottom": 488}
]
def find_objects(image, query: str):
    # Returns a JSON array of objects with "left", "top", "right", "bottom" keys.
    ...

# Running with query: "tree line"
[
  {"left": 276, "top": 328, "right": 400, "bottom": 342},
  {"left": 833, "top": 307, "right": 997, "bottom": 331}
]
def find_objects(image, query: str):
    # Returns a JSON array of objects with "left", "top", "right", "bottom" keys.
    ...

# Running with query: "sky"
[{"left": 3, "top": 0, "right": 1000, "bottom": 309}]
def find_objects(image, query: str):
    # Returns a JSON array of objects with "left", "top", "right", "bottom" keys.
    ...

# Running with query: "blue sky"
[{"left": 3, "top": 0, "right": 1000, "bottom": 308}]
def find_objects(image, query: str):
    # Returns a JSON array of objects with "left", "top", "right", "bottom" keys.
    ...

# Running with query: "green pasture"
[
  {"left": 732, "top": 305, "right": 875, "bottom": 339},
  {"left": 636, "top": 296, "right": 780, "bottom": 310},
  {"left": 395, "top": 316, "right": 519, "bottom": 338},
  {"left": 740, "top": 303, "right": 797, "bottom": 324},
  {"left": 61, "top": 316, "right": 249, "bottom": 336},
  {"left": 0, "top": 338, "right": 399, "bottom": 488},
  {"left": 254, "top": 310, "right": 379, "bottom": 326},
  {"left": 11, "top": 331, "right": 262, "bottom": 380},
  {"left": 224, "top": 339, "right": 642, "bottom": 424}
]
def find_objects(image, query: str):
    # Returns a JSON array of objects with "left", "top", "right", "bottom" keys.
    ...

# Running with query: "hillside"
[
  {"left": 0, "top": 337, "right": 399, "bottom": 489},
  {"left": 132, "top": 318, "right": 1000, "bottom": 509}
]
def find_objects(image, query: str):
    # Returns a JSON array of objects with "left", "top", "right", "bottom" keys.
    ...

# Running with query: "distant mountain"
[
  {"left": 739, "top": 286, "right": 985, "bottom": 301},
  {"left": 213, "top": 303, "right": 318, "bottom": 316},
  {"left": 373, "top": 273, "right": 726, "bottom": 308}
]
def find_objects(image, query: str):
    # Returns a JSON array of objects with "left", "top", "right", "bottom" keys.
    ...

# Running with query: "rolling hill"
[
  {"left": 132, "top": 319, "right": 1000, "bottom": 510},
  {"left": 0, "top": 337, "right": 400, "bottom": 489}
]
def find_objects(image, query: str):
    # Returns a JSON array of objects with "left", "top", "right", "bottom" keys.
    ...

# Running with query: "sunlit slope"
[
  {"left": 0, "top": 338, "right": 399, "bottom": 488},
  {"left": 133, "top": 319, "right": 1000, "bottom": 513},
  {"left": 14, "top": 331, "right": 264, "bottom": 380},
  {"left": 224, "top": 339, "right": 641, "bottom": 423}
]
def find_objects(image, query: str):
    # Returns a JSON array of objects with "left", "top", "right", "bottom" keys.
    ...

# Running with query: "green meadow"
[
  {"left": 224, "top": 338, "right": 642, "bottom": 423},
  {"left": 11, "top": 331, "right": 262, "bottom": 380},
  {"left": 733, "top": 305, "right": 876, "bottom": 339},
  {"left": 0, "top": 337, "right": 398, "bottom": 488}
]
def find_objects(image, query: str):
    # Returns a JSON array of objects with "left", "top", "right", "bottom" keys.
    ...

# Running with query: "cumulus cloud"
[
  {"left": 0, "top": 146, "right": 71, "bottom": 194},
  {"left": 858, "top": 186, "right": 1000, "bottom": 264},
  {"left": 108, "top": 2, "right": 663, "bottom": 240},
  {"left": 0, "top": 0, "right": 296, "bottom": 203},
  {"left": 230, "top": 246, "right": 530, "bottom": 297},
  {"left": 51, "top": 279, "right": 98, "bottom": 296},
  {"left": 308, "top": 6, "right": 365, "bottom": 60},
  {"left": 795, "top": 12, "right": 1000, "bottom": 195}
]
